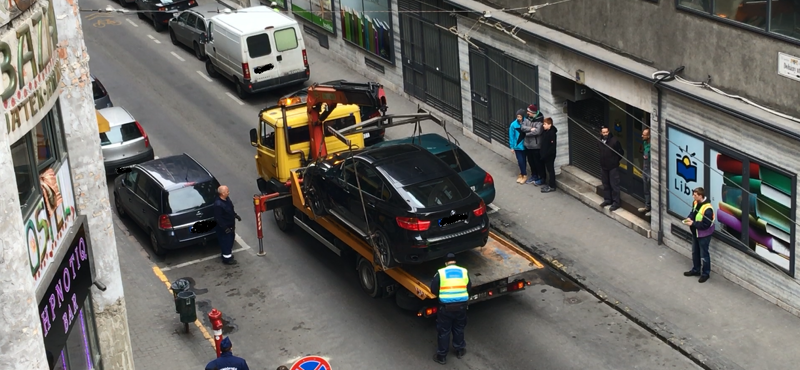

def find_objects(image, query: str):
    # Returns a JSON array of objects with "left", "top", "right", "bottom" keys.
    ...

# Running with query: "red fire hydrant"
[{"left": 208, "top": 309, "right": 223, "bottom": 358}]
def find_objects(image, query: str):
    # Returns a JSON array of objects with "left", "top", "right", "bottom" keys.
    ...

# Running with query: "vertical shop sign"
[{"left": 667, "top": 126, "right": 705, "bottom": 217}]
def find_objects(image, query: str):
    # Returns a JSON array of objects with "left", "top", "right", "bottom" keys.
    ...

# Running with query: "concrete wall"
[
  {"left": 53, "top": 0, "right": 135, "bottom": 368},
  {"left": 657, "top": 90, "right": 800, "bottom": 315},
  {"left": 486, "top": 0, "right": 800, "bottom": 118}
]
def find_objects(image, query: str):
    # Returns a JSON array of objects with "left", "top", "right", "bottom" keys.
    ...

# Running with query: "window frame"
[
  {"left": 12, "top": 135, "right": 39, "bottom": 213},
  {"left": 676, "top": 0, "right": 800, "bottom": 45}
]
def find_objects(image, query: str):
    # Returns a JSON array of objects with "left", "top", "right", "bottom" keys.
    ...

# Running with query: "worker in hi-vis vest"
[
  {"left": 683, "top": 186, "right": 716, "bottom": 283},
  {"left": 430, "top": 253, "right": 472, "bottom": 365}
]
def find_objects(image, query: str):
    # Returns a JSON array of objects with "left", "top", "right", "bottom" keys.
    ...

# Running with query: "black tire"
[
  {"left": 274, "top": 206, "right": 294, "bottom": 232},
  {"left": 137, "top": 5, "right": 145, "bottom": 19},
  {"left": 150, "top": 231, "right": 167, "bottom": 256},
  {"left": 194, "top": 42, "right": 205, "bottom": 60},
  {"left": 304, "top": 183, "right": 327, "bottom": 217},
  {"left": 153, "top": 17, "right": 166, "bottom": 32},
  {"left": 357, "top": 257, "right": 388, "bottom": 298},
  {"left": 235, "top": 79, "right": 249, "bottom": 99},
  {"left": 205, "top": 59, "right": 218, "bottom": 78},
  {"left": 169, "top": 29, "right": 178, "bottom": 45},
  {"left": 114, "top": 193, "right": 126, "bottom": 219},
  {"left": 371, "top": 228, "right": 396, "bottom": 269}
]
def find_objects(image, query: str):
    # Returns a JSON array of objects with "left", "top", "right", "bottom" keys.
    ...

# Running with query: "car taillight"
[
  {"left": 134, "top": 121, "right": 149, "bottom": 148},
  {"left": 188, "top": 0, "right": 196, "bottom": 4},
  {"left": 396, "top": 216, "right": 430, "bottom": 231},
  {"left": 473, "top": 200, "right": 486, "bottom": 217},
  {"left": 483, "top": 172, "right": 493, "bottom": 185},
  {"left": 417, "top": 306, "right": 438, "bottom": 317},
  {"left": 158, "top": 7, "right": 166, "bottom": 11},
  {"left": 158, "top": 215, "right": 172, "bottom": 230},
  {"left": 302, "top": 49, "right": 308, "bottom": 67},
  {"left": 242, "top": 63, "right": 250, "bottom": 80}
]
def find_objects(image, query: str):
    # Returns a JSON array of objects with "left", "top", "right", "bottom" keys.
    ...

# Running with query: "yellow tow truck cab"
[{"left": 251, "top": 100, "right": 365, "bottom": 193}]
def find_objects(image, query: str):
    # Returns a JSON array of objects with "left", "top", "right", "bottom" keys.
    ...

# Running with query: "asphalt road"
[{"left": 84, "top": 1, "right": 701, "bottom": 369}]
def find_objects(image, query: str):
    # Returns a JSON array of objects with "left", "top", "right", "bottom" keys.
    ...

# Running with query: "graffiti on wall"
[{"left": 25, "top": 158, "right": 76, "bottom": 289}]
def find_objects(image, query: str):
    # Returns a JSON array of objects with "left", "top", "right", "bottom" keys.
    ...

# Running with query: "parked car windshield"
[
  {"left": 403, "top": 175, "right": 471, "bottom": 208},
  {"left": 99, "top": 123, "right": 141, "bottom": 146},
  {"left": 435, "top": 148, "right": 476, "bottom": 172},
  {"left": 166, "top": 180, "right": 219, "bottom": 213}
]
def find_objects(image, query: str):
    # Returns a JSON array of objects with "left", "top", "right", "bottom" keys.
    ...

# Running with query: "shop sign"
[
  {"left": 38, "top": 221, "right": 93, "bottom": 360},
  {"left": 2, "top": 0, "right": 61, "bottom": 144},
  {"left": 25, "top": 158, "right": 77, "bottom": 290},
  {"left": 0, "top": 0, "right": 37, "bottom": 27},
  {"left": 667, "top": 126, "right": 705, "bottom": 217},
  {"left": 778, "top": 52, "right": 800, "bottom": 83}
]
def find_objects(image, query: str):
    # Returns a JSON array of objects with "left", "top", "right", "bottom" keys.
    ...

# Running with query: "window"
[
  {"left": 667, "top": 124, "right": 796, "bottom": 275},
  {"left": 287, "top": 115, "right": 358, "bottom": 145},
  {"left": 166, "top": 180, "right": 220, "bottom": 213},
  {"left": 247, "top": 34, "right": 271, "bottom": 58},
  {"left": 178, "top": 12, "right": 190, "bottom": 23},
  {"left": 124, "top": 170, "right": 140, "bottom": 188},
  {"left": 12, "top": 137, "right": 37, "bottom": 208},
  {"left": 355, "top": 165, "right": 384, "bottom": 198},
  {"left": 403, "top": 175, "right": 471, "bottom": 208},
  {"left": 274, "top": 28, "right": 299, "bottom": 52},
  {"left": 434, "top": 148, "right": 476, "bottom": 172},
  {"left": 50, "top": 296, "right": 101, "bottom": 370},
  {"left": 91, "top": 79, "right": 107, "bottom": 100},
  {"left": 196, "top": 17, "right": 206, "bottom": 32},
  {"left": 34, "top": 119, "right": 56, "bottom": 169},
  {"left": 100, "top": 123, "right": 143, "bottom": 146},
  {"left": 186, "top": 14, "right": 198, "bottom": 28},
  {"left": 341, "top": 0, "right": 394, "bottom": 61},
  {"left": 260, "top": 121, "right": 276, "bottom": 149},
  {"left": 677, "top": 0, "right": 800, "bottom": 41}
]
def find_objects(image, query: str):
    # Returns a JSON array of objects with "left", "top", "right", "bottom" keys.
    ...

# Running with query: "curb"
[{"left": 489, "top": 217, "right": 744, "bottom": 370}]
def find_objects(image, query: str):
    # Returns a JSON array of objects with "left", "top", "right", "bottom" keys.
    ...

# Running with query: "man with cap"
[
  {"left": 206, "top": 337, "right": 250, "bottom": 370},
  {"left": 430, "top": 253, "right": 472, "bottom": 365}
]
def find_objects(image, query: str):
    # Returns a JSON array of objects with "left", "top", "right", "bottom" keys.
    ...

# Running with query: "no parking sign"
[{"left": 290, "top": 356, "right": 332, "bottom": 370}]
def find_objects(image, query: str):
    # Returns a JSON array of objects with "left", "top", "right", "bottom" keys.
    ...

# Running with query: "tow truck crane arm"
[{"left": 306, "top": 81, "right": 388, "bottom": 160}]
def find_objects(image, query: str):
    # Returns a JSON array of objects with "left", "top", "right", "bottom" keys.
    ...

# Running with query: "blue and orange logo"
[{"left": 675, "top": 145, "right": 697, "bottom": 183}]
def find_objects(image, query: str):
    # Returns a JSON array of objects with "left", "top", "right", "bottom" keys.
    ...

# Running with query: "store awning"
[{"left": 96, "top": 110, "right": 110, "bottom": 133}]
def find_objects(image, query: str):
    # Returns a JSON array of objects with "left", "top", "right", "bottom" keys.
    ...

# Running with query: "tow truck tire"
[
  {"left": 274, "top": 206, "right": 294, "bottom": 232},
  {"left": 357, "top": 256, "right": 390, "bottom": 299}
]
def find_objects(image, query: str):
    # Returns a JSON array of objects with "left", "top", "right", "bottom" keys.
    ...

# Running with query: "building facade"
[
  {"left": 0, "top": 0, "right": 135, "bottom": 369},
  {"left": 283, "top": 0, "right": 800, "bottom": 315}
]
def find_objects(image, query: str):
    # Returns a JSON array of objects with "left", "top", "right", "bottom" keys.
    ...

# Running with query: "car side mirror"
[
  {"left": 250, "top": 128, "right": 258, "bottom": 147},
  {"left": 199, "top": 33, "right": 208, "bottom": 44}
]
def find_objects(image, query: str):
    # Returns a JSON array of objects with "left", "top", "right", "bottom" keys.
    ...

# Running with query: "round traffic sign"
[{"left": 290, "top": 356, "right": 332, "bottom": 370}]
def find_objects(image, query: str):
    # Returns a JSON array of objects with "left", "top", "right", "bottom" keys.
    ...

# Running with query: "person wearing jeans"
[
  {"left": 638, "top": 128, "right": 652, "bottom": 216},
  {"left": 598, "top": 126, "right": 624, "bottom": 211},
  {"left": 539, "top": 117, "right": 558, "bottom": 193},
  {"left": 521, "top": 104, "right": 544, "bottom": 185},
  {"left": 509, "top": 109, "right": 528, "bottom": 184},
  {"left": 683, "top": 187, "right": 715, "bottom": 283}
]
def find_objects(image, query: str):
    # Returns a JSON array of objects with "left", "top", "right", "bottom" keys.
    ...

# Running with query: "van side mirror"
[{"left": 250, "top": 128, "right": 258, "bottom": 147}]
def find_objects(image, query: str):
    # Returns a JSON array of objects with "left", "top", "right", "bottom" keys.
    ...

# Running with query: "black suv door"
[
  {"left": 346, "top": 162, "right": 387, "bottom": 233},
  {"left": 133, "top": 175, "right": 163, "bottom": 231}
]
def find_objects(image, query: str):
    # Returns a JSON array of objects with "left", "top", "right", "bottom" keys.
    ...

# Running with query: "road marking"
[
  {"left": 159, "top": 247, "right": 249, "bottom": 271},
  {"left": 126, "top": 19, "right": 138, "bottom": 27},
  {"left": 170, "top": 51, "right": 186, "bottom": 62},
  {"left": 225, "top": 92, "right": 245, "bottom": 106},
  {"left": 196, "top": 70, "right": 213, "bottom": 82},
  {"left": 154, "top": 156, "right": 159, "bottom": 159},
  {"left": 151, "top": 265, "right": 217, "bottom": 349},
  {"left": 487, "top": 203, "right": 500, "bottom": 215},
  {"left": 154, "top": 40, "right": 162, "bottom": 44},
  {"left": 147, "top": 34, "right": 155, "bottom": 40}
]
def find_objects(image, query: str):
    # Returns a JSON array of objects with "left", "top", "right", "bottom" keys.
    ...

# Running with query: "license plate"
[
  {"left": 364, "top": 132, "right": 371, "bottom": 138},
  {"left": 439, "top": 213, "right": 468, "bottom": 227}
]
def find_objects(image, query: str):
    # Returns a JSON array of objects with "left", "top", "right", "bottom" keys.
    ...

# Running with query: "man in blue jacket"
[
  {"left": 214, "top": 185, "right": 241, "bottom": 265},
  {"left": 206, "top": 337, "right": 250, "bottom": 370},
  {"left": 509, "top": 109, "right": 528, "bottom": 184},
  {"left": 683, "top": 187, "right": 716, "bottom": 283}
]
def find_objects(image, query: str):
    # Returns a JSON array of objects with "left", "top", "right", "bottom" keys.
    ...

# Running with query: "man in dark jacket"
[
  {"left": 598, "top": 126, "right": 624, "bottom": 211},
  {"left": 213, "top": 185, "right": 241, "bottom": 265},
  {"left": 521, "top": 104, "right": 545, "bottom": 185},
  {"left": 683, "top": 187, "right": 715, "bottom": 283},
  {"left": 539, "top": 118, "right": 558, "bottom": 193},
  {"left": 205, "top": 337, "right": 250, "bottom": 370},
  {"left": 430, "top": 253, "right": 472, "bottom": 365}
]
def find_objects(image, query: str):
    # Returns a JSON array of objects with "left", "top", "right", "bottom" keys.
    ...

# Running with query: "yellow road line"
[
  {"left": 151, "top": 266, "right": 217, "bottom": 349},
  {"left": 489, "top": 231, "right": 545, "bottom": 269}
]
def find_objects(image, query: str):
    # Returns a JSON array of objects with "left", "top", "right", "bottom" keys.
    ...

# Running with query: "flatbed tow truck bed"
[{"left": 262, "top": 170, "right": 544, "bottom": 316}]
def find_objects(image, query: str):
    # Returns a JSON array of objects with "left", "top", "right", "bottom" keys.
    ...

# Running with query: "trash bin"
[
  {"left": 171, "top": 279, "right": 190, "bottom": 313},
  {"left": 176, "top": 290, "right": 197, "bottom": 324}
]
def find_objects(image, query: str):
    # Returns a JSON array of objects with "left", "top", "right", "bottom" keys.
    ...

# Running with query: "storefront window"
[
  {"left": 668, "top": 124, "right": 796, "bottom": 275},
  {"left": 12, "top": 137, "right": 37, "bottom": 209},
  {"left": 678, "top": 0, "right": 800, "bottom": 41},
  {"left": 52, "top": 296, "right": 101, "bottom": 370}
]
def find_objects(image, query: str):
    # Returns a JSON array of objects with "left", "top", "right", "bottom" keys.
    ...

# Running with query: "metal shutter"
[{"left": 568, "top": 98, "right": 605, "bottom": 179}]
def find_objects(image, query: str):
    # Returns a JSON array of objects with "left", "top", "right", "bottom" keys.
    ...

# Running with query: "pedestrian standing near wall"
[
  {"left": 509, "top": 109, "right": 528, "bottom": 184},
  {"left": 598, "top": 126, "right": 624, "bottom": 211},
  {"left": 214, "top": 185, "right": 241, "bottom": 265},
  {"left": 638, "top": 128, "right": 652, "bottom": 216},
  {"left": 522, "top": 104, "right": 545, "bottom": 185},
  {"left": 539, "top": 118, "right": 558, "bottom": 193},
  {"left": 683, "top": 187, "right": 716, "bottom": 283}
]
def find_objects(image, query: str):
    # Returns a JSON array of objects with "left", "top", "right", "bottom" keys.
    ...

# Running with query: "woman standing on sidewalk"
[
  {"left": 539, "top": 118, "right": 558, "bottom": 193},
  {"left": 509, "top": 109, "right": 528, "bottom": 184}
]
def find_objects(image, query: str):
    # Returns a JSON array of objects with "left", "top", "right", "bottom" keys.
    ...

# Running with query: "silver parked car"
[
  {"left": 92, "top": 75, "right": 112, "bottom": 109},
  {"left": 98, "top": 107, "right": 155, "bottom": 176},
  {"left": 168, "top": 5, "right": 220, "bottom": 60}
]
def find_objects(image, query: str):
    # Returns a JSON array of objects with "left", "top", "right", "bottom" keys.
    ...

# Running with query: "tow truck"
[{"left": 248, "top": 81, "right": 544, "bottom": 316}]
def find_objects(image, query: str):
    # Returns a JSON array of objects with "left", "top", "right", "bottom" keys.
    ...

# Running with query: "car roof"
[
  {"left": 211, "top": 6, "right": 297, "bottom": 34},
  {"left": 372, "top": 133, "right": 455, "bottom": 154},
  {"left": 97, "top": 107, "right": 135, "bottom": 126},
  {"left": 359, "top": 144, "right": 455, "bottom": 186},
  {"left": 137, "top": 154, "right": 215, "bottom": 191},
  {"left": 186, "top": 4, "right": 226, "bottom": 19}
]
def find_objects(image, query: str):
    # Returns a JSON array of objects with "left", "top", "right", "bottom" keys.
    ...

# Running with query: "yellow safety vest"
[
  {"left": 438, "top": 265, "right": 469, "bottom": 304},
  {"left": 692, "top": 201, "right": 716, "bottom": 238}
]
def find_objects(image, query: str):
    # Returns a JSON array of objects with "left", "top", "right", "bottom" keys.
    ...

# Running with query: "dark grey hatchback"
[{"left": 113, "top": 153, "right": 220, "bottom": 255}]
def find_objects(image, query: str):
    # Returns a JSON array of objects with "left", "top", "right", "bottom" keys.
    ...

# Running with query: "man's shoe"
[
  {"left": 683, "top": 270, "right": 700, "bottom": 277},
  {"left": 525, "top": 176, "right": 536, "bottom": 184},
  {"left": 456, "top": 349, "right": 466, "bottom": 359},
  {"left": 600, "top": 201, "right": 611, "bottom": 207},
  {"left": 223, "top": 259, "right": 238, "bottom": 265},
  {"left": 698, "top": 275, "right": 710, "bottom": 283},
  {"left": 638, "top": 207, "right": 651, "bottom": 213},
  {"left": 609, "top": 205, "right": 620, "bottom": 211},
  {"left": 645, "top": 211, "right": 651, "bottom": 217},
  {"left": 533, "top": 180, "right": 544, "bottom": 186},
  {"left": 433, "top": 354, "right": 446, "bottom": 365}
]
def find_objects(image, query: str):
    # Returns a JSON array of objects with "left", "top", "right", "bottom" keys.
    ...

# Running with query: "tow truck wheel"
[
  {"left": 357, "top": 256, "right": 389, "bottom": 298},
  {"left": 274, "top": 206, "right": 294, "bottom": 232}
]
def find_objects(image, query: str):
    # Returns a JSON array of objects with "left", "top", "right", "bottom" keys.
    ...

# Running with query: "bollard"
[
  {"left": 253, "top": 194, "right": 266, "bottom": 256},
  {"left": 208, "top": 309, "right": 223, "bottom": 358}
]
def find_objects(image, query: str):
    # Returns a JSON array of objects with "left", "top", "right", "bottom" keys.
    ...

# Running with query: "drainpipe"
[{"left": 653, "top": 66, "right": 685, "bottom": 245}]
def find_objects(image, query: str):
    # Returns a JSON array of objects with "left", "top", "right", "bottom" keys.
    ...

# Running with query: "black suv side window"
[
  {"left": 124, "top": 169, "right": 140, "bottom": 188},
  {"left": 356, "top": 164, "right": 383, "bottom": 199},
  {"left": 135, "top": 176, "right": 160, "bottom": 209}
]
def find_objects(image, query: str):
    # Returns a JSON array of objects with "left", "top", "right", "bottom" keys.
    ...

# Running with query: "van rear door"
[
  {"left": 245, "top": 32, "right": 278, "bottom": 83},
  {"left": 272, "top": 26, "right": 306, "bottom": 76}
]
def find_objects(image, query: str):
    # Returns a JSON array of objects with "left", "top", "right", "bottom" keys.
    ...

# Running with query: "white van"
[{"left": 201, "top": 6, "right": 309, "bottom": 98}]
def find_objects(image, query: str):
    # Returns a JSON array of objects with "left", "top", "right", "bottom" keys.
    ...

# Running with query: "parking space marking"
[
  {"left": 147, "top": 34, "right": 155, "bottom": 39},
  {"left": 225, "top": 92, "right": 245, "bottom": 106},
  {"left": 151, "top": 265, "right": 217, "bottom": 349},
  {"left": 487, "top": 203, "right": 500, "bottom": 215},
  {"left": 196, "top": 70, "right": 213, "bottom": 82},
  {"left": 154, "top": 39, "right": 161, "bottom": 44},
  {"left": 126, "top": 19, "right": 138, "bottom": 27},
  {"left": 159, "top": 247, "right": 248, "bottom": 271},
  {"left": 170, "top": 51, "right": 186, "bottom": 62}
]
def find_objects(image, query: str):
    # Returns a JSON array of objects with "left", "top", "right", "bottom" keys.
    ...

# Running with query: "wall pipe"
[{"left": 653, "top": 66, "right": 685, "bottom": 245}]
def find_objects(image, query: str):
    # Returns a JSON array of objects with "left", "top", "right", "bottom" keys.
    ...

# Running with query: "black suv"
[{"left": 113, "top": 153, "right": 220, "bottom": 255}]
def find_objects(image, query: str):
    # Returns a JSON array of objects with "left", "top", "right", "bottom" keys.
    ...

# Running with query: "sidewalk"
[{"left": 371, "top": 90, "right": 799, "bottom": 369}]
